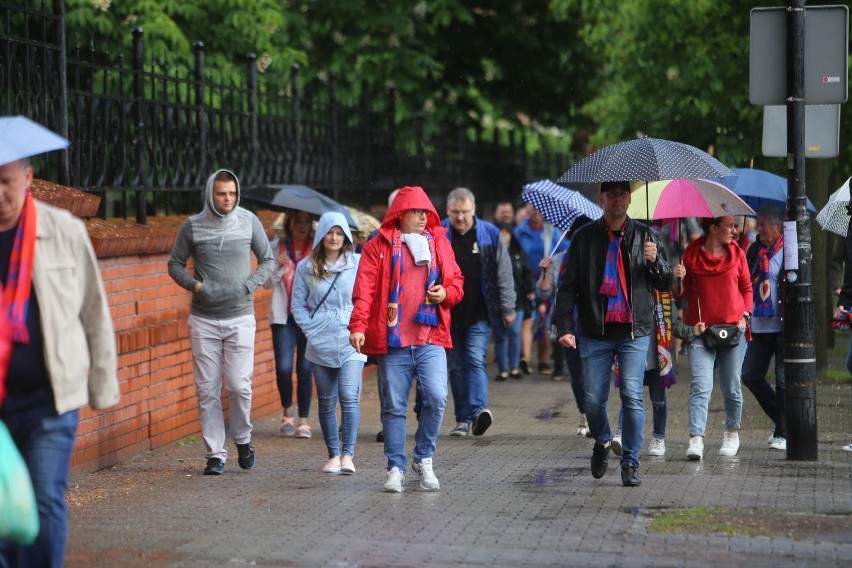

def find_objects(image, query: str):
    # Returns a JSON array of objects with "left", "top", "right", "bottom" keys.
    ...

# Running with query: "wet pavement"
[{"left": 65, "top": 356, "right": 852, "bottom": 567}]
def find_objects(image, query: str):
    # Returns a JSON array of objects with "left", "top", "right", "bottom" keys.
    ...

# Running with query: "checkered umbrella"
[
  {"left": 520, "top": 179, "right": 602, "bottom": 232},
  {"left": 557, "top": 137, "right": 735, "bottom": 184},
  {"left": 816, "top": 178, "right": 852, "bottom": 237}
]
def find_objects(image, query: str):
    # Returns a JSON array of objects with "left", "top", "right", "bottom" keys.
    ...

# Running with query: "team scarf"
[
  {"left": 613, "top": 290, "right": 677, "bottom": 389},
  {"left": 752, "top": 235, "right": 783, "bottom": 318},
  {"left": 598, "top": 220, "right": 632, "bottom": 323},
  {"left": 2, "top": 192, "right": 37, "bottom": 344},
  {"left": 281, "top": 239, "right": 311, "bottom": 313},
  {"left": 387, "top": 226, "right": 440, "bottom": 347},
  {"left": 653, "top": 290, "right": 676, "bottom": 387}
]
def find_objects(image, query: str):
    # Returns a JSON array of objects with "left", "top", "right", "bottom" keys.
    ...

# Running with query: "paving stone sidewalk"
[{"left": 66, "top": 356, "right": 852, "bottom": 567}]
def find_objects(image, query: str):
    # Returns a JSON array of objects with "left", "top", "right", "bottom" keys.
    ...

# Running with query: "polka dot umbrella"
[
  {"left": 520, "top": 179, "right": 602, "bottom": 256},
  {"left": 557, "top": 137, "right": 736, "bottom": 220}
]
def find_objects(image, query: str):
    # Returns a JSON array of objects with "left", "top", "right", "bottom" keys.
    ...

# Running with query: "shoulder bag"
[
  {"left": 309, "top": 272, "right": 341, "bottom": 319},
  {"left": 697, "top": 294, "right": 740, "bottom": 349}
]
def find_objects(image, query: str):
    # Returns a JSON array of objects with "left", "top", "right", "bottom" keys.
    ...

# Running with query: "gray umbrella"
[
  {"left": 242, "top": 184, "right": 357, "bottom": 229},
  {"left": 557, "top": 137, "right": 735, "bottom": 184}
]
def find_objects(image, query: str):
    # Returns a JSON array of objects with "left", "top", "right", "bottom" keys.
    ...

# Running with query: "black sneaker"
[
  {"left": 495, "top": 373, "right": 508, "bottom": 382},
  {"left": 472, "top": 409, "right": 493, "bottom": 436},
  {"left": 376, "top": 430, "right": 384, "bottom": 443},
  {"left": 621, "top": 465, "right": 641, "bottom": 487},
  {"left": 538, "top": 362, "right": 552, "bottom": 374},
  {"left": 204, "top": 457, "right": 224, "bottom": 475},
  {"left": 590, "top": 442, "right": 610, "bottom": 479},
  {"left": 519, "top": 360, "right": 531, "bottom": 375},
  {"left": 236, "top": 443, "right": 256, "bottom": 470},
  {"left": 509, "top": 371, "right": 523, "bottom": 380}
]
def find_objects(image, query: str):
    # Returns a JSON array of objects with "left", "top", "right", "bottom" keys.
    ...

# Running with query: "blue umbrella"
[
  {"left": 715, "top": 168, "right": 816, "bottom": 214},
  {"left": 0, "top": 116, "right": 69, "bottom": 166}
]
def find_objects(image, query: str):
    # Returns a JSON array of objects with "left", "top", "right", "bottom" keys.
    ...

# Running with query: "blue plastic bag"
[{"left": 0, "top": 420, "right": 39, "bottom": 545}]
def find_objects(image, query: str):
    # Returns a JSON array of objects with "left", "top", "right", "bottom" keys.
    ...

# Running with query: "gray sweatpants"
[{"left": 188, "top": 313, "right": 256, "bottom": 461}]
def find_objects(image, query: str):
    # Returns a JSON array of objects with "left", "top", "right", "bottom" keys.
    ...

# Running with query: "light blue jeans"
[
  {"left": 448, "top": 319, "right": 492, "bottom": 424},
  {"left": 687, "top": 330, "right": 747, "bottom": 437},
  {"left": 579, "top": 333, "right": 650, "bottom": 470},
  {"left": 377, "top": 345, "right": 448, "bottom": 473},
  {"left": 493, "top": 309, "right": 524, "bottom": 373},
  {"left": 0, "top": 389, "right": 79, "bottom": 568},
  {"left": 312, "top": 360, "right": 364, "bottom": 459}
]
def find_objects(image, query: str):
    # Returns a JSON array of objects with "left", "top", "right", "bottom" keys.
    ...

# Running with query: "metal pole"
[
  {"left": 785, "top": 0, "right": 818, "bottom": 460},
  {"left": 132, "top": 27, "right": 146, "bottom": 225}
]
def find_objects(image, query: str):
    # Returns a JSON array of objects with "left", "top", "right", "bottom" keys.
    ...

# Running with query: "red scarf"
[
  {"left": 1, "top": 193, "right": 36, "bottom": 344},
  {"left": 598, "top": 221, "right": 632, "bottom": 323}
]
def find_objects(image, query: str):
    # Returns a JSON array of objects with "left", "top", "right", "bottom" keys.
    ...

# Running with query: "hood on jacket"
[
  {"left": 204, "top": 168, "right": 241, "bottom": 218},
  {"left": 313, "top": 211, "right": 355, "bottom": 250},
  {"left": 380, "top": 186, "right": 442, "bottom": 236},
  {"left": 682, "top": 236, "right": 742, "bottom": 276}
]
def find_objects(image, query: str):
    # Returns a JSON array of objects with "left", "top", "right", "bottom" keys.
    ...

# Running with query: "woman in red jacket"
[
  {"left": 349, "top": 186, "right": 463, "bottom": 493},
  {"left": 673, "top": 215, "right": 752, "bottom": 461}
]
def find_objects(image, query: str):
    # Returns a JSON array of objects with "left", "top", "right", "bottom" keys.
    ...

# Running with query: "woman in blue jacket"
[{"left": 291, "top": 212, "right": 366, "bottom": 474}]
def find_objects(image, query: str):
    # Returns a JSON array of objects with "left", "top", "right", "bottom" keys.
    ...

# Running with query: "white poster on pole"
[{"left": 783, "top": 221, "right": 799, "bottom": 270}]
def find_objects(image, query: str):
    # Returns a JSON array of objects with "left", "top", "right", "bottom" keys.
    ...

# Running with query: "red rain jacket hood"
[{"left": 348, "top": 186, "right": 464, "bottom": 355}]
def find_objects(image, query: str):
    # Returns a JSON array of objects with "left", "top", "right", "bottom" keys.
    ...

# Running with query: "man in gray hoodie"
[{"left": 168, "top": 169, "right": 274, "bottom": 475}]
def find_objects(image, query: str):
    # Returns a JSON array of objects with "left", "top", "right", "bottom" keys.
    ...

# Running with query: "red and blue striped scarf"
[
  {"left": 598, "top": 221, "right": 632, "bottom": 323},
  {"left": 1, "top": 193, "right": 36, "bottom": 344},
  {"left": 753, "top": 235, "right": 783, "bottom": 318},
  {"left": 387, "top": 227, "right": 439, "bottom": 347}
]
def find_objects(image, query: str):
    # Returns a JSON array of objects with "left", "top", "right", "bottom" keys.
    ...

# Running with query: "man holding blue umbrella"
[
  {"left": 0, "top": 117, "right": 120, "bottom": 566},
  {"left": 554, "top": 181, "right": 673, "bottom": 487}
]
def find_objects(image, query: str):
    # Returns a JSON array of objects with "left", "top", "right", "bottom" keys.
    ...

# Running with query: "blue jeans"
[
  {"left": 687, "top": 331, "right": 747, "bottom": 437},
  {"left": 312, "top": 360, "right": 364, "bottom": 458},
  {"left": 846, "top": 334, "right": 852, "bottom": 375},
  {"left": 493, "top": 309, "right": 523, "bottom": 373},
  {"left": 448, "top": 320, "right": 492, "bottom": 423},
  {"left": 617, "top": 368, "right": 667, "bottom": 439},
  {"left": 579, "top": 334, "right": 650, "bottom": 470},
  {"left": 377, "top": 345, "right": 448, "bottom": 473},
  {"left": 0, "top": 389, "right": 79, "bottom": 568},
  {"left": 271, "top": 321, "right": 313, "bottom": 417},
  {"left": 742, "top": 331, "right": 785, "bottom": 438}
]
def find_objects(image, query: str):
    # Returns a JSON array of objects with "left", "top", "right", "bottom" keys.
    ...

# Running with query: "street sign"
[
  {"left": 750, "top": 5, "right": 849, "bottom": 105},
  {"left": 762, "top": 104, "right": 840, "bottom": 158}
]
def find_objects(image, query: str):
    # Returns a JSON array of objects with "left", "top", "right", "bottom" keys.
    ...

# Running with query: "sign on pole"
[{"left": 750, "top": 6, "right": 848, "bottom": 105}]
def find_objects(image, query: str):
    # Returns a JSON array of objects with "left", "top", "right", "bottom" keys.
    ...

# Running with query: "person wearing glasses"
[{"left": 349, "top": 186, "right": 463, "bottom": 493}]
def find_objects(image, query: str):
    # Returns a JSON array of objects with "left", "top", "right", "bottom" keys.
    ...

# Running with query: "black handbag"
[{"left": 697, "top": 296, "right": 740, "bottom": 349}]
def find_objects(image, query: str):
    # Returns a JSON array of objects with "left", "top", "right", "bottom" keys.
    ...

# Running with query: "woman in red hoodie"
[
  {"left": 348, "top": 186, "right": 464, "bottom": 493},
  {"left": 673, "top": 215, "right": 752, "bottom": 461}
]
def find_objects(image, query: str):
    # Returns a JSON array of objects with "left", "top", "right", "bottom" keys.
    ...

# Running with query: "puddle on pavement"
[{"left": 519, "top": 467, "right": 585, "bottom": 493}]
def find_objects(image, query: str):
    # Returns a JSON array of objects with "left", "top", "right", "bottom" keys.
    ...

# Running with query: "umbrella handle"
[{"left": 549, "top": 228, "right": 569, "bottom": 258}]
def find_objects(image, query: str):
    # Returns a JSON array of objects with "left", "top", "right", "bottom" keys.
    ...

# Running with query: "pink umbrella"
[{"left": 627, "top": 178, "right": 755, "bottom": 220}]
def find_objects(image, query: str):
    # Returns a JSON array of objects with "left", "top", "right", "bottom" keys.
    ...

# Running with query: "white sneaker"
[
  {"left": 687, "top": 436, "right": 704, "bottom": 460},
  {"left": 719, "top": 431, "right": 740, "bottom": 456},
  {"left": 577, "top": 414, "right": 590, "bottom": 437},
  {"left": 412, "top": 457, "right": 440, "bottom": 491},
  {"left": 382, "top": 466, "right": 405, "bottom": 493},
  {"left": 648, "top": 437, "right": 666, "bottom": 456},
  {"left": 767, "top": 427, "right": 776, "bottom": 444},
  {"left": 768, "top": 436, "right": 787, "bottom": 451},
  {"left": 611, "top": 435, "right": 623, "bottom": 456}
]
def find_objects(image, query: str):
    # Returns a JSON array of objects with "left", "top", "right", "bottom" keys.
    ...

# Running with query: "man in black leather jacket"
[{"left": 554, "top": 180, "right": 673, "bottom": 487}]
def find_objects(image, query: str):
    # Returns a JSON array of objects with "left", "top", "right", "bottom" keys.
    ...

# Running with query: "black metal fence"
[{"left": 1, "top": 0, "right": 570, "bottom": 222}]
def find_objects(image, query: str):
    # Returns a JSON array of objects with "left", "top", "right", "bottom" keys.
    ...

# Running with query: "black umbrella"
[
  {"left": 557, "top": 137, "right": 735, "bottom": 183},
  {"left": 242, "top": 184, "right": 357, "bottom": 228}
]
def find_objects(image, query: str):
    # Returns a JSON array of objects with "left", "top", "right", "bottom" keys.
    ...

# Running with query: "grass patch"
[
  {"left": 648, "top": 507, "right": 852, "bottom": 541},
  {"left": 176, "top": 435, "right": 197, "bottom": 447},
  {"left": 649, "top": 506, "right": 758, "bottom": 537}
]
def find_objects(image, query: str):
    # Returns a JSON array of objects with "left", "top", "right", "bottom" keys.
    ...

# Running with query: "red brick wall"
[{"left": 72, "top": 253, "right": 281, "bottom": 472}]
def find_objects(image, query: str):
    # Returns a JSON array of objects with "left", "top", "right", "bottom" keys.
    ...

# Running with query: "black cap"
[{"left": 600, "top": 181, "right": 631, "bottom": 193}]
